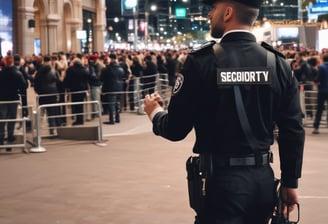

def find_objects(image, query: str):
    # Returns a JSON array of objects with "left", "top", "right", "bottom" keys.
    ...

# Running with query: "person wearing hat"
[{"left": 144, "top": 0, "right": 305, "bottom": 223}]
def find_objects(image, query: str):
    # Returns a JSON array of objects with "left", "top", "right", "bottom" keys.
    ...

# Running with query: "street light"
[
  {"left": 150, "top": 4, "right": 157, "bottom": 12},
  {"left": 87, "top": 18, "right": 92, "bottom": 53},
  {"left": 144, "top": 1, "right": 158, "bottom": 47},
  {"left": 123, "top": 0, "right": 138, "bottom": 49}
]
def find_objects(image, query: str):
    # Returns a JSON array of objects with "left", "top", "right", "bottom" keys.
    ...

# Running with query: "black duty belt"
[{"left": 212, "top": 151, "right": 273, "bottom": 167}]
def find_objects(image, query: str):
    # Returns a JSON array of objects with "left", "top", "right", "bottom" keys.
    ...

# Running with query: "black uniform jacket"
[{"left": 152, "top": 31, "right": 305, "bottom": 188}]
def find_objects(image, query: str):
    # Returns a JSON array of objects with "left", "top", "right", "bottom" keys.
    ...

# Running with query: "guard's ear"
[{"left": 223, "top": 6, "right": 233, "bottom": 22}]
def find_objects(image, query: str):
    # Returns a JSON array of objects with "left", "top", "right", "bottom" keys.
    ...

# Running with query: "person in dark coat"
[
  {"left": 165, "top": 50, "right": 178, "bottom": 87},
  {"left": 129, "top": 55, "right": 143, "bottom": 111},
  {"left": 118, "top": 55, "right": 130, "bottom": 111},
  {"left": 34, "top": 55, "right": 60, "bottom": 134},
  {"left": 14, "top": 54, "right": 31, "bottom": 130},
  {"left": 142, "top": 55, "right": 158, "bottom": 97},
  {"left": 88, "top": 54, "right": 105, "bottom": 119},
  {"left": 0, "top": 56, "right": 27, "bottom": 150},
  {"left": 313, "top": 54, "right": 328, "bottom": 134},
  {"left": 100, "top": 53, "right": 124, "bottom": 124},
  {"left": 64, "top": 57, "right": 91, "bottom": 125}
]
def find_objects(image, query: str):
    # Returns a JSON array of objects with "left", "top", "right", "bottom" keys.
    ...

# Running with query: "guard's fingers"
[{"left": 282, "top": 203, "right": 296, "bottom": 217}]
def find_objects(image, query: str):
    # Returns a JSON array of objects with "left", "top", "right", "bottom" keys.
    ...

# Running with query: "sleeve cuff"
[
  {"left": 280, "top": 178, "right": 298, "bottom": 188},
  {"left": 149, "top": 107, "right": 165, "bottom": 121}
]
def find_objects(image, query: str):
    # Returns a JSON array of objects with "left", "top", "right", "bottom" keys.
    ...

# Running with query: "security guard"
[{"left": 144, "top": 0, "right": 305, "bottom": 223}]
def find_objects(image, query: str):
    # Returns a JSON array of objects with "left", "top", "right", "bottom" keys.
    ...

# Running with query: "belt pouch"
[{"left": 186, "top": 156, "right": 203, "bottom": 213}]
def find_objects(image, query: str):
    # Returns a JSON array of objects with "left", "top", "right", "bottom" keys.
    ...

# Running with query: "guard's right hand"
[
  {"left": 280, "top": 186, "right": 299, "bottom": 215},
  {"left": 144, "top": 92, "right": 164, "bottom": 118}
]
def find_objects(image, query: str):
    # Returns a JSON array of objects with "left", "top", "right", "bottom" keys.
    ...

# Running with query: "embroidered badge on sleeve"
[{"left": 172, "top": 73, "right": 184, "bottom": 96}]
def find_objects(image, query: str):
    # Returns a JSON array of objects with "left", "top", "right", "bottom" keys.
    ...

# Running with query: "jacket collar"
[{"left": 220, "top": 31, "right": 256, "bottom": 43}]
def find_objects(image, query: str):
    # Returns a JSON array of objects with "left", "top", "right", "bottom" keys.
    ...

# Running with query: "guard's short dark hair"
[
  {"left": 203, "top": 0, "right": 261, "bottom": 9},
  {"left": 231, "top": 1, "right": 259, "bottom": 26}
]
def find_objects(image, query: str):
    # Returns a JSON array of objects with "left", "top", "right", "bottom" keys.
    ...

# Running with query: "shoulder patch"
[
  {"left": 190, "top": 40, "right": 216, "bottom": 54},
  {"left": 172, "top": 73, "right": 184, "bottom": 96},
  {"left": 261, "top": 41, "right": 285, "bottom": 59}
]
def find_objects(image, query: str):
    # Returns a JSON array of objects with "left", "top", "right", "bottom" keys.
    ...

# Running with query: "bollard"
[{"left": 29, "top": 110, "right": 46, "bottom": 153}]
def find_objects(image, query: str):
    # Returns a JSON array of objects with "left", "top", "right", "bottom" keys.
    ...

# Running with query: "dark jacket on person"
[
  {"left": 143, "top": 56, "right": 158, "bottom": 77},
  {"left": 157, "top": 55, "right": 167, "bottom": 73},
  {"left": 142, "top": 56, "right": 158, "bottom": 90},
  {"left": 166, "top": 53, "right": 178, "bottom": 86},
  {"left": 316, "top": 61, "right": 328, "bottom": 94},
  {"left": 88, "top": 61, "right": 103, "bottom": 87},
  {"left": 0, "top": 66, "right": 27, "bottom": 101},
  {"left": 64, "top": 61, "right": 91, "bottom": 92},
  {"left": 130, "top": 59, "right": 143, "bottom": 78},
  {"left": 119, "top": 60, "right": 130, "bottom": 82},
  {"left": 100, "top": 61, "right": 124, "bottom": 93},
  {"left": 34, "top": 64, "right": 59, "bottom": 95}
]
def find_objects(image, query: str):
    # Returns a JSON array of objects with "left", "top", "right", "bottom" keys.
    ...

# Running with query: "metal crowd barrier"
[
  {"left": 1, "top": 76, "right": 170, "bottom": 153},
  {"left": 0, "top": 100, "right": 29, "bottom": 153},
  {"left": 101, "top": 73, "right": 170, "bottom": 115},
  {"left": 157, "top": 73, "right": 171, "bottom": 107},
  {"left": 36, "top": 90, "right": 92, "bottom": 122},
  {"left": 300, "top": 84, "right": 328, "bottom": 128},
  {"left": 30, "top": 100, "right": 104, "bottom": 152}
]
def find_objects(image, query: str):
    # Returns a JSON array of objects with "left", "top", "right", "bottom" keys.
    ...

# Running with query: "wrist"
[{"left": 149, "top": 107, "right": 164, "bottom": 121}]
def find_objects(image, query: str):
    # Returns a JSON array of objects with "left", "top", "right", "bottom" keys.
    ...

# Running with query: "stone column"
[
  {"left": 39, "top": 18, "right": 48, "bottom": 55},
  {"left": 16, "top": 7, "right": 36, "bottom": 56},
  {"left": 46, "top": 14, "right": 61, "bottom": 54},
  {"left": 93, "top": 24, "right": 105, "bottom": 52},
  {"left": 71, "top": 0, "right": 83, "bottom": 53},
  {"left": 69, "top": 19, "right": 82, "bottom": 53},
  {"left": 93, "top": 0, "right": 106, "bottom": 52}
]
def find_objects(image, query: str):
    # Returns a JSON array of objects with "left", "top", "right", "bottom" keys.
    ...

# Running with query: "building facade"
[{"left": 12, "top": 0, "right": 106, "bottom": 56}]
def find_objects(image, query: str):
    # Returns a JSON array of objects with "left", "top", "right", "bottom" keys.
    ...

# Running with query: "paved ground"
[{"left": 1, "top": 109, "right": 328, "bottom": 223}]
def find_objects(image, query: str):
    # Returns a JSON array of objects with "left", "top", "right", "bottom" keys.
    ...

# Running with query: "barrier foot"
[
  {"left": 94, "top": 139, "right": 108, "bottom": 147},
  {"left": 30, "top": 146, "right": 47, "bottom": 153}
]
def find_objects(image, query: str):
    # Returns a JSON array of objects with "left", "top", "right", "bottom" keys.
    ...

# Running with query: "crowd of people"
[
  {"left": 282, "top": 45, "right": 328, "bottom": 134},
  {"left": 0, "top": 43, "right": 327, "bottom": 150},
  {"left": 0, "top": 48, "right": 188, "bottom": 149}
]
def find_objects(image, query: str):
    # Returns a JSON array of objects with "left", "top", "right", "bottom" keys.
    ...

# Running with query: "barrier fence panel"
[
  {"left": 158, "top": 73, "right": 171, "bottom": 108},
  {"left": 30, "top": 100, "right": 103, "bottom": 152},
  {"left": 101, "top": 73, "right": 170, "bottom": 115},
  {"left": 0, "top": 100, "right": 29, "bottom": 153},
  {"left": 137, "top": 73, "right": 170, "bottom": 114},
  {"left": 27, "top": 75, "right": 170, "bottom": 152},
  {"left": 2, "top": 78, "right": 171, "bottom": 153},
  {"left": 301, "top": 88, "right": 328, "bottom": 128}
]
